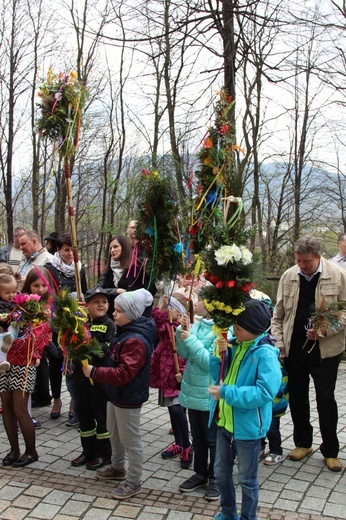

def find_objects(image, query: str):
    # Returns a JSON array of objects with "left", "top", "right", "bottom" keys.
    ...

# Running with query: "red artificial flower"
[
  {"left": 209, "top": 274, "right": 219, "bottom": 284},
  {"left": 219, "top": 124, "right": 230, "bottom": 135},
  {"left": 215, "top": 281, "right": 224, "bottom": 289},
  {"left": 227, "top": 280, "right": 235, "bottom": 288},
  {"left": 227, "top": 95, "right": 232, "bottom": 103},
  {"left": 240, "top": 282, "right": 255, "bottom": 293}
]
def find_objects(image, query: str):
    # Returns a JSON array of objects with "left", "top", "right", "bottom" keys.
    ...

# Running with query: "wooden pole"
[
  {"left": 64, "top": 157, "right": 82, "bottom": 300},
  {"left": 168, "top": 305, "right": 181, "bottom": 376}
]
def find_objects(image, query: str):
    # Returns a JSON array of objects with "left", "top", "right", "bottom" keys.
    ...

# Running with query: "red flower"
[
  {"left": 215, "top": 281, "right": 224, "bottom": 289},
  {"left": 219, "top": 124, "right": 230, "bottom": 135},
  {"left": 227, "top": 280, "right": 235, "bottom": 288},
  {"left": 240, "top": 282, "right": 255, "bottom": 293},
  {"left": 209, "top": 274, "right": 219, "bottom": 284}
]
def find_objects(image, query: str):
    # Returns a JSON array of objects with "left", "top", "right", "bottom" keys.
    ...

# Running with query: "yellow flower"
[
  {"left": 204, "top": 300, "right": 214, "bottom": 312},
  {"left": 152, "top": 170, "right": 159, "bottom": 177},
  {"left": 232, "top": 304, "right": 245, "bottom": 316},
  {"left": 47, "top": 67, "right": 54, "bottom": 84},
  {"left": 69, "top": 70, "right": 78, "bottom": 83},
  {"left": 224, "top": 306, "right": 233, "bottom": 314}
]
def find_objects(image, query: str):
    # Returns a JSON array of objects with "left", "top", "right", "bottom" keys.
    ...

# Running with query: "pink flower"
[
  {"left": 13, "top": 293, "right": 28, "bottom": 305},
  {"left": 27, "top": 294, "right": 41, "bottom": 301}
]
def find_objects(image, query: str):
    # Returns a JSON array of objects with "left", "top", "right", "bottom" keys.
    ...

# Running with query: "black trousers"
[
  {"left": 188, "top": 408, "right": 217, "bottom": 479},
  {"left": 286, "top": 342, "right": 341, "bottom": 458},
  {"left": 32, "top": 350, "right": 51, "bottom": 404},
  {"left": 73, "top": 365, "right": 111, "bottom": 459}
]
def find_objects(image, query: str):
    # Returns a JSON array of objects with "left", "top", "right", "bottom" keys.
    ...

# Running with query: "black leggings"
[{"left": 168, "top": 404, "right": 190, "bottom": 449}]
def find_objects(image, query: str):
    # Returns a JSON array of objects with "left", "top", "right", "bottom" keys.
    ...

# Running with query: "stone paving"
[{"left": 1, "top": 364, "right": 346, "bottom": 519}]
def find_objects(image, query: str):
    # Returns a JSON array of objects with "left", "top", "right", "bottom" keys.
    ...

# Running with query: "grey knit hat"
[{"left": 115, "top": 289, "right": 153, "bottom": 320}]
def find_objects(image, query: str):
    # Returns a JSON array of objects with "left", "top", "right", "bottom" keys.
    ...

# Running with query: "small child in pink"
[{"left": 150, "top": 293, "right": 193, "bottom": 469}]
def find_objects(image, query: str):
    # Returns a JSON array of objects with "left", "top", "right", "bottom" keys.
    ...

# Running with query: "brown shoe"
[
  {"left": 96, "top": 466, "right": 127, "bottom": 481},
  {"left": 288, "top": 447, "right": 312, "bottom": 461},
  {"left": 325, "top": 457, "right": 342, "bottom": 472}
]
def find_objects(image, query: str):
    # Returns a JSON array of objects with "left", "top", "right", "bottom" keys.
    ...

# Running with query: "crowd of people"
[{"left": 0, "top": 227, "right": 345, "bottom": 520}]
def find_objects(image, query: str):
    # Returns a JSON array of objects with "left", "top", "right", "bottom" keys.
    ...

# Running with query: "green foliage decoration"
[
  {"left": 135, "top": 168, "right": 185, "bottom": 284},
  {"left": 51, "top": 288, "right": 103, "bottom": 362},
  {"left": 36, "top": 68, "right": 89, "bottom": 158}
]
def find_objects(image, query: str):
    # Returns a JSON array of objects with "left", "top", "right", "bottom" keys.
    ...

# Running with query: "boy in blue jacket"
[{"left": 209, "top": 299, "right": 281, "bottom": 520}]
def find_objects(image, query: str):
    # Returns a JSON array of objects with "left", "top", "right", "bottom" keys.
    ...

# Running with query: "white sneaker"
[{"left": 263, "top": 453, "right": 283, "bottom": 465}]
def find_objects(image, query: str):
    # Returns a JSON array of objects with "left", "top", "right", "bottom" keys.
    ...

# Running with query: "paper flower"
[
  {"left": 215, "top": 244, "right": 242, "bottom": 265},
  {"left": 240, "top": 245, "right": 253, "bottom": 265}
]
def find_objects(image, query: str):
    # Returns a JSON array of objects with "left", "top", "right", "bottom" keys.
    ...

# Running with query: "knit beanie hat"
[
  {"left": 236, "top": 299, "right": 271, "bottom": 335},
  {"left": 115, "top": 289, "right": 153, "bottom": 321}
]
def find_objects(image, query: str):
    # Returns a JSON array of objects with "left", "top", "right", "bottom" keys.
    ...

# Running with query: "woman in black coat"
[{"left": 97, "top": 234, "right": 156, "bottom": 316}]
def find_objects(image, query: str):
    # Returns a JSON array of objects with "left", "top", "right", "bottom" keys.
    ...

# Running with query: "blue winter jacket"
[
  {"left": 209, "top": 332, "right": 281, "bottom": 440},
  {"left": 176, "top": 319, "right": 216, "bottom": 412}
]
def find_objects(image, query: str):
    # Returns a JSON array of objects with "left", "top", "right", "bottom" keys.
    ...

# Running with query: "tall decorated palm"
[
  {"left": 189, "top": 89, "right": 258, "bottom": 380},
  {"left": 135, "top": 168, "right": 185, "bottom": 374},
  {"left": 36, "top": 68, "right": 88, "bottom": 299}
]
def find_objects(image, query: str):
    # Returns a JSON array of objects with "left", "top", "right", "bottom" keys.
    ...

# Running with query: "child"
[
  {"left": 248, "top": 289, "right": 289, "bottom": 465},
  {"left": 1, "top": 270, "right": 51, "bottom": 467},
  {"left": 0, "top": 273, "right": 18, "bottom": 373},
  {"left": 208, "top": 299, "right": 281, "bottom": 520},
  {"left": 261, "top": 357, "right": 288, "bottom": 465},
  {"left": 70, "top": 287, "right": 116, "bottom": 470},
  {"left": 21, "top": 267, "right": 57, "bottom": 428},
  {"left": 176, "top": 294, "right": 219, "bottom": 500},
  {"left": 82, "top": 288, "right": 156, "bottom": 500},
  {"left": 150, "top": 293, "right": 193, "bottom": 469}
]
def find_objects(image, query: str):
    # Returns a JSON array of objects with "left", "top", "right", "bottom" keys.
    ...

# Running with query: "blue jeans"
[{"left": 215, "top": 427, "right": 260, "bottom": 520}]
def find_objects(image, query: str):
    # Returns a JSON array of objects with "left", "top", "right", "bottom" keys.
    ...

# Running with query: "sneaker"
[
  {"left": 32, "top": 418, "right": 41, "bottom": 429},
  {"left": 112, "top": 480, "right": 141, "bottom": 500},
  {"left": 180, "top": 443, "right": 193, "bottom": 469},
  {"left": 288, "top": 447, "right": 312, "bottom": 461},
  {"left": 66, "top": 416, "right": 79, "bottom": 427},
  {"left": 179, "top": 473, "right": 208, "bottom": 493},
  {"left": 263, "top": 453, "right": 283, "bottom": 466},
  {"left": 204, "top": 479, "right": 220, "bottom": 501},
  {"left": 1, "top": 333, "right": 14, "bottom": 352},
  {"left": 161, "top": 443, "right": 183, "bottom": 459},
  {"left": 96, "top": 466, "right": 127, "bottom": 481}
]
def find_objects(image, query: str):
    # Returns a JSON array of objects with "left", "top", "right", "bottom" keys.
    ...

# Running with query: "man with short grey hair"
[
  {"left": 18, "top": 230, "right": 53, "bottom": 280},
  {"left": 329, "top": 232, "right": 346, "bottom": 270},
  {"left": 272, "top": 236, "right": 346, "bottom": 472},
  {"left": 0, "top": 226, "right": 26, "bottom": 272}
]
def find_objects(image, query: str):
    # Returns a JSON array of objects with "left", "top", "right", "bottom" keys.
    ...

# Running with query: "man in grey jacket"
[{"left": 271, "top": 236, "right": 346, "bottom": 472}]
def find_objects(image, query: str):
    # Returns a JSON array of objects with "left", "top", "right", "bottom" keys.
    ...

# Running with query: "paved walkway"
[{"left": 1, "top": 364, "right": 346, "bottom": 520}]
